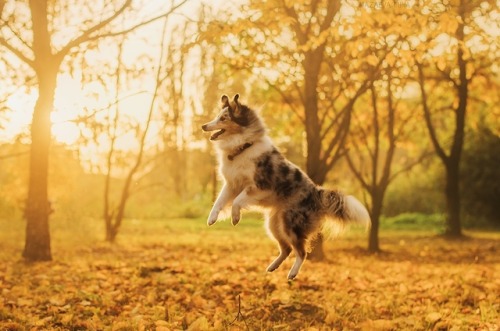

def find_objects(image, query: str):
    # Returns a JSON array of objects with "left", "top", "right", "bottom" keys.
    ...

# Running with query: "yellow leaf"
[
  {"left": 112, "top": 321, "right": 131, "bottom": 331},
  {"left": 385, "top": 52, "right": 397, "bottom": 67},
  {"left": 425, "top": 312, "right": 442, "bottom": 324},
  {"left": 366, "top": 54, "right": 378, "bottom": 66},
  {"left": 360, "top": 319, "right": 394, "bottom": 331},
  {"left": 187, "top": 316, "right": 209, "bottom": 331},
  {"left": 436, "top": 57, "right": 447, "bottom": 71},
  {"left": 441, "top": 13, "right": 458, "bottom": 34},
  {"left": 60, "top": 314, "right": 73, "bottom": 326}
]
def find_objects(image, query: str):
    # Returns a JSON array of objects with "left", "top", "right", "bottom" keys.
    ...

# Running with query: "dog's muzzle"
[{"left": 202, "top": 124, "right": 225, "bottom": 140}]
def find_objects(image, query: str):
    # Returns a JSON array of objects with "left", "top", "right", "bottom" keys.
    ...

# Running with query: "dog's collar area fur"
[{"left": 228, "top": 142, "right": 253, "bottom": 161}]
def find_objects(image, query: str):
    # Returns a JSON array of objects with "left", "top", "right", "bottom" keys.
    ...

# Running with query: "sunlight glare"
[
  {"left": 51, "top": 74, "right": 87, "bottom": 145},
  {"left": 2, "top": 91, "right": 36, "bottom": 142}
]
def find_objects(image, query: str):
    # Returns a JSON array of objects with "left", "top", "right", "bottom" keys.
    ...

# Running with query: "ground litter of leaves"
[{"left": 0, "top": 222, "right": 499, "bottom": 331}]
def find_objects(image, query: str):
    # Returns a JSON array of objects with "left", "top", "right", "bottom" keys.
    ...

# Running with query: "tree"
[
  {"left": 0, "top": 0, "right": 185, "bottom": 260},
  {"left": 157, "top": 22, "right": 190, "bottom": 200},
  {"left": 337, "top": 1, "right": 435, "bottom": 252},
  {"left": 346, "top": 77, "right": 429, "bottom": 252},
  {"left": 101, "top": 52, "right": 158, "bottom": 242},
  {"left": 76, "top": 16, "right": 183, "bottom": 242},
  {"left": 416, "top": 0, "right": 497, "bottom": 237}
]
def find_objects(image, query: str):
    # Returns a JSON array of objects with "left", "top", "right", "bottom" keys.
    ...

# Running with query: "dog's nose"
[{"left": 202, "top": 124, "right": 208, "bottom": 131}]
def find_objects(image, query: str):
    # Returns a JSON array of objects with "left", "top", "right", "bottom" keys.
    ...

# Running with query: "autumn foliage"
[
  {"left": 1, "top": 218, "right": 499, "bottom": 330},
  {"left": 1, "top": 0, "right": 499, "bottom": 329}
]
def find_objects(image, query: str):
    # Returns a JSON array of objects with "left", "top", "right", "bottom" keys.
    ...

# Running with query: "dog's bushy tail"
[{"left": 320, "top": 189, "right": 371, "bottom": 230}]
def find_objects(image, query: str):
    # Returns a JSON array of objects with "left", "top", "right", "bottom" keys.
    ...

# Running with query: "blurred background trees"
[
  {"left": 416, "top": 0, "right": 498, "bottom": 238},
  {"left": 0, "top": 0, "right": 498, "bottom": 259}
]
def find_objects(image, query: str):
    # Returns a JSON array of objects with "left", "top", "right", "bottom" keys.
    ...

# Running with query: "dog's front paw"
[
  {"left": 231, "top": 206, "right": 241, "bottom": 226},
  {"left": 287, "top": 270, "right": 298, "bottom": 280},
  {"left": 267, "top": 258, "right": 283, "bottom": 273},
  {"left": 207, "top": 212, "right": 218, "bottom": 226},
  {"left": 231, "top": 213, "right": 240, "bottom": 226},
  {"left": 267, "top": 264, "right": 278, "bottom": 273}
]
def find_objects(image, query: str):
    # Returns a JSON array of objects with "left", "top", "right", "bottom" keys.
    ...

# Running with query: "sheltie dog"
[{"left": 202, "top": 94, "right": 370, "bottom": 280}]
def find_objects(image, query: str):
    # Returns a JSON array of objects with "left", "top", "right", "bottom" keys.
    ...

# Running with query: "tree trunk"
[
  {"left": 104, "top": 188, "right": 129, "bottom": 243},
  {"left": 444, "top": 161, "right": 462, "bottom": 237},
  {"left": 23, "top": 0, "right": 57, "bottom": 261},
  {"left": 105, "top": 220, "right": 118, "bottom": 242},
  {"left": 303, "top": 49, "right": 328, "bottom": 260},
  {"left": 303, "top": 51, "right": 324, "bottom": 185},
  {"left": 368, "top": 195, "right": 383, "bottom": 253},
  {"left": 287, "top": 1, "right": 340, "bottom": 261},
  {"left": 443, "top": 2, "right": 467, "bottom": 239},
  {"left": 108, "top": 188, "right": 129, "bottom": 242},
  {"left": 23, "top": 72, "right": 56, "bottom": 261},
  {"left": 308, "top": 235, "right": 326, "bottom": 261}
]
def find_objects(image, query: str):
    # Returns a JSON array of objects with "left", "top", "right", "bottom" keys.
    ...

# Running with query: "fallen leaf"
[
  {"left": 360, "top": 319, "right": 393, "bottom": 331},
  {"left": 425, "top": 312, "right": 442, "bottom": 324},
  {"left": 187, "top": 316, "right": 208, "bottom": 331}
]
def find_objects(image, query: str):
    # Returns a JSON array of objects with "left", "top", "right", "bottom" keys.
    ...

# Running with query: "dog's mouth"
[{"left": 210, "top": 129, "right": 226, "bottom": 140}]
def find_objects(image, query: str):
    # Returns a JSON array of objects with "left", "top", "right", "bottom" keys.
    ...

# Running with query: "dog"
[{"left": 202, "top": 94, "right": 370, "bottom": 280}]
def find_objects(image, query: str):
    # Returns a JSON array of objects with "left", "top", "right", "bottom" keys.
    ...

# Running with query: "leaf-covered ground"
[{"left": 0, "top": 218, "right": 499, "bottom": 330}]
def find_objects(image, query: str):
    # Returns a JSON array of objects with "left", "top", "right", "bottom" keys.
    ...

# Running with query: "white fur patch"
[{"left": 345, "top": 195, "right": 371, "bottom": 229}]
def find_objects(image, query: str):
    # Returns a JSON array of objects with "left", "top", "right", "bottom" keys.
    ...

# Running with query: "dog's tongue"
[{"left": 210, "top": 129, "right": 225, "bottom": 140}]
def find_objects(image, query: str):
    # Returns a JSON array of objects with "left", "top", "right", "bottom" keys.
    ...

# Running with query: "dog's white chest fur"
[
  {"left": 218, "top": 137, "right": 274, "bottom": 191},
  {"left": 220, "top": 157, "right": 255, "bottom": 190}
]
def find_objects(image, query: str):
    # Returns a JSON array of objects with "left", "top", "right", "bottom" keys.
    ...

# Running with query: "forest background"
[{"left": 1, "top": 0, "right": 498, "bottom": 252}]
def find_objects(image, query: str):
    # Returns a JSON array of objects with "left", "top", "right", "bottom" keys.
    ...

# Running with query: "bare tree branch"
[
  {"left": 417, "top": 63, "right": 449, "bottom": 162},
  {"left": 279, "top": 0, "right": 306, "bottom": 44},
  {"left": 0, "top": 36, "right": 35, "bottom": 68},
  {"left": 56, "top": 0, "right": 133, "bottom": 59},
  {"left": 84, "top": 0, "right": 187, "bottom": 42},
  {"left": 388, "top": 151, "right": 434, "bottom": 183},
  {"left": 345, "top": 150, "right": 370, "bottom": 192},
  {"left": 4, "top": 20, "right": 33, "bottom": 52},
  {"left": 0, "top": 0, "right": 6, "bottom": 24},
  {"left": 265, "top": 78, "right": 306, "bottom": 125}
]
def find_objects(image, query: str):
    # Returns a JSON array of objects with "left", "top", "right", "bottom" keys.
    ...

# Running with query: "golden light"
[
  {"left": 51, "top": 74, "right": 84, "bottom": 145},
  {"left": 2, "top": 90, "right": 35, "bottom": 142}
]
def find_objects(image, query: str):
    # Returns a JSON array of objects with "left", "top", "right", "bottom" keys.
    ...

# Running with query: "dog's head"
[{"left": 201, "top": 94, "right": 254, "bottom": 141}]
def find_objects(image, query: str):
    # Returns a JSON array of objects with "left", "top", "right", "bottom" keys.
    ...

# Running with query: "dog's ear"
[
  {"left": 232, "top": 94, "right": 243, "bottom": 117},
  {"left": 229, "top": 94, "right": 248, "bottom": 126},
  {"left": 221, "top": 95, "right": 230, "bottom": 108}
]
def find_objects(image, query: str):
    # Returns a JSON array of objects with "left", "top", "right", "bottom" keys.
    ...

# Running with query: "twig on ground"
[{"left": 228, "top": 294, "right": 250, "bottom": 330}]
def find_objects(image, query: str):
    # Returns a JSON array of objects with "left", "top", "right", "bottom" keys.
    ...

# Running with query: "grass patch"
[{"left": 381, "top": 212, "right": 445, "bottom": 232}]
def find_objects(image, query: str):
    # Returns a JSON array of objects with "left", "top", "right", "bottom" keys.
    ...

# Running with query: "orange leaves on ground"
[{"left": 0, "top": 234, "right": 499, "bottom": 330}]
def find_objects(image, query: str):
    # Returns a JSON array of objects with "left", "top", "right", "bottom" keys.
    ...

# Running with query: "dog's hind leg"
[
  {"left": 267, "top": 240, "right": 292, "bottom": 272},
  {"left": 266, "top": 212, "right": 292, "bottom": 272},
  {"left": 288, "top": 237, "right": 307, "bottom": 280}
]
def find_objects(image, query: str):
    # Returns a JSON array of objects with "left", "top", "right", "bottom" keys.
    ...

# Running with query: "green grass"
[{"left": 381, "top": 212, "right": 446, "bottom": 231}]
